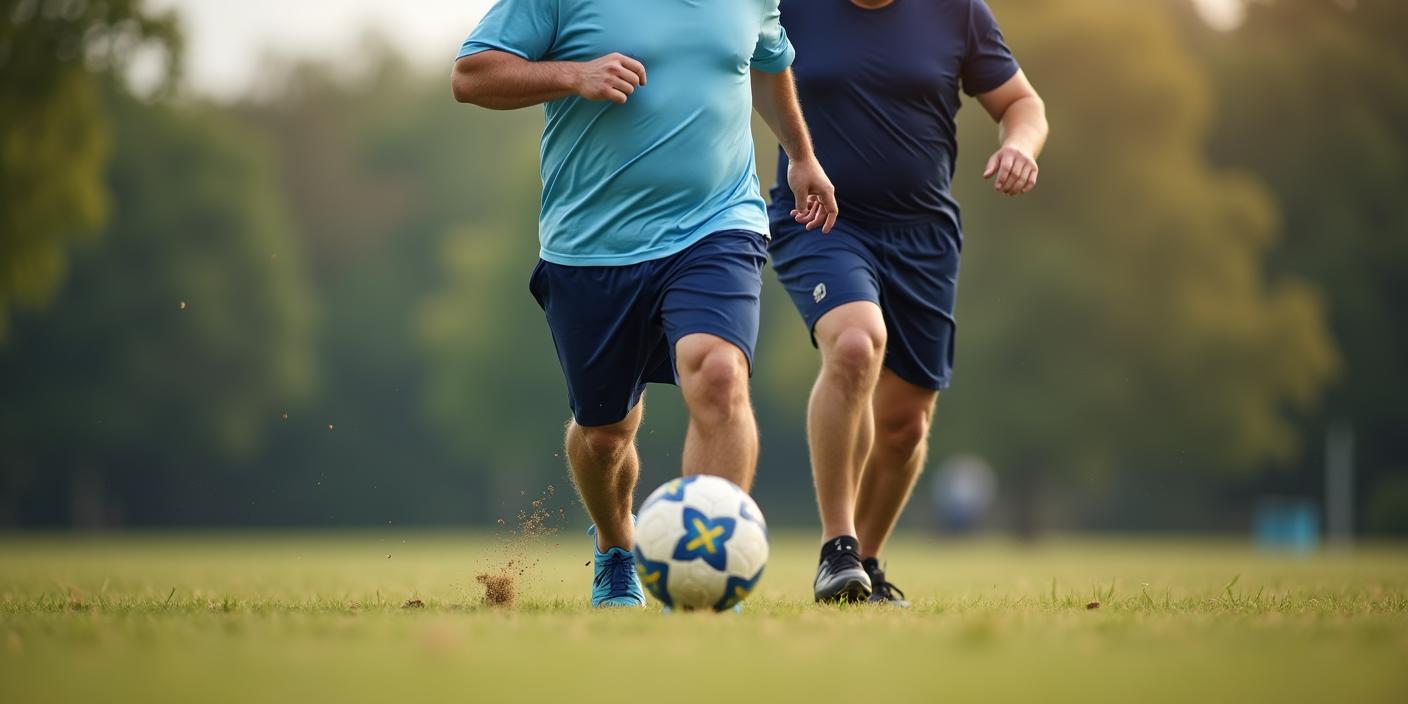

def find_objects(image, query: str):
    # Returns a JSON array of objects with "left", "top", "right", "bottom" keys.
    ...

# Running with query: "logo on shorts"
[{"left": 813, "top": 283, "right": 827, "bottom": 303}]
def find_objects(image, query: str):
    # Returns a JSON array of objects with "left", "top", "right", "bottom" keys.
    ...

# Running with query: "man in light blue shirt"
[{"left": 453, "top": 0, "right": 838, "bottom": 607}]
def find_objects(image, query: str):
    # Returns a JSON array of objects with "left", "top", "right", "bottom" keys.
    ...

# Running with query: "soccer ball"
[{"left": 633, "top": 475, "right": 768, "bottom": 611}]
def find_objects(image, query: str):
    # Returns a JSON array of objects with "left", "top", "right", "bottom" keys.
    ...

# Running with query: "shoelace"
[
  {"left": 826, "top": 549, "right": 864, "bottom": 573},
  {"left": 869, "top": 566, "right": 906, "bottom": 601},
  {"left": 596, "top": 552, "right": 634, "bottom": 594}
]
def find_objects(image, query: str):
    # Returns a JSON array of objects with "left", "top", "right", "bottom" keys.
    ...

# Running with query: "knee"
[
  {"left": 682, "top": 343, "right": 750, "bottom": 421},
  {"left": 574, "top": 420, "right": 636, "bottom": 461},
  {"left": 876, "top": 409, "right": 931, "bottom": 459},
  {"left": 822, "top": 325, "right": 886, "bottom": 388}
]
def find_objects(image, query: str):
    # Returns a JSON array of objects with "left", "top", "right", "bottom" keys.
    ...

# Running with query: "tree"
[
  {"left": 0, "top": 0, "right": 180, "bottom": 341},
  {"left": 1200, "top": 0, "right": 1408, "bottom": 532},
  {"left": 236, "top": 50, "right": 556, "bottom": 524},
  {"left": 932, "top": 0, "right": 1338, "bottom": 534},
  {"left": 415, "top": 94, "right": 581, "bottom": 495},
  {"left": 0, "top": 89, "right": 313, "bottom": 526}
]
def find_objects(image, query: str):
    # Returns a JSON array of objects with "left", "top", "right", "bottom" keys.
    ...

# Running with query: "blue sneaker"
[{"left": 588, "top": 523, "right": 646, "bottom": 608}]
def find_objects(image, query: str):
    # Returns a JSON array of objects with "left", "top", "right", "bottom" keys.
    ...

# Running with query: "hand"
[
  {"left": 787, "top": 156, "right": 839, "bottom": 233},
  {"left": 570, "top": 53, "right": 647, "bottom": 104},
  {"left": 983, "top": 145, "right": 1039, "bottom": 196}
]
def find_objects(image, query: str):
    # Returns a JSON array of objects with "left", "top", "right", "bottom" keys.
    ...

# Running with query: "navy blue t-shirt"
[{"left": 770, "top": 0, "right": 1020, "bottom": 229}]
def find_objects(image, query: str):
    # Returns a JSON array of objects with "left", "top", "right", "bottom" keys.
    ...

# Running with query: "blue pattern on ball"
[
  {"left": 671, "top": 507, "right": 736, "bottom": 571},
  {"left": 639, "top": 475, "right": 700, "bottom": 513},
  {"left": 713, "top": 565, "right": 765, "bottom": 612},
  {"left": 738, "top": 500, "right": 767, "bottom": 537},
  {"left": 632, "top": 547, "right": 673, "bottom": 608}
]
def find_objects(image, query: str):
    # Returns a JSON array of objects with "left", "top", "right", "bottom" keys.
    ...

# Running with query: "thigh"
[
  {"left": 657, "top": 230, "right": 769, "bottom": 375},
  {"left": 768, "top": 219, "right": 882, "bottom": 344},
  {"left": 530, "top": 259, "right": 671, "bottom": 427},
  {"left": 877, "top": 223, "right": 961, "bottom": 391}
]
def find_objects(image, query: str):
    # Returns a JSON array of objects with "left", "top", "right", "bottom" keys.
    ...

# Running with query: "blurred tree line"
[
  {"left": 1198, "top": 0, "right": 1408, "bottom": 534},
  {"left": 0, "top": 0, "right": 179, "bottom": 339},
  {"left": 0, "top": 0, "right": 1403, "bottom": 533}
]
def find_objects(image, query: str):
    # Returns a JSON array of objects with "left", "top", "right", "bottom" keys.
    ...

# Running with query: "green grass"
[{"left": 2, "top": 532, "right": 1406, "bottom": 703}]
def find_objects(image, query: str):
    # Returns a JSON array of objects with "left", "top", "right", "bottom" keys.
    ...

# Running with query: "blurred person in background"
[
  {"left": 452, "top": 0, "right": 838, "bottom": 608},
  {"left": 768, "top": 0, "right": 1048, "bottom": 605}
]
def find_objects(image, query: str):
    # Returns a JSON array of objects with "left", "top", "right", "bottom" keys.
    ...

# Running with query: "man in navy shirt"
[{"left": 768, "top": 0, "right": 1049, "bottom": 604}]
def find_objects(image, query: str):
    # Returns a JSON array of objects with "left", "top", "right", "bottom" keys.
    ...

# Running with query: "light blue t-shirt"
[{"left": 459, "top": 0, "right": 794, "bottom": 266}]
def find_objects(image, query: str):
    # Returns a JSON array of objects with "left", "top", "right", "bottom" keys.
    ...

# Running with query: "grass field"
[{"left": 2, "top": 532, "right": 1406, "bottom": 703}]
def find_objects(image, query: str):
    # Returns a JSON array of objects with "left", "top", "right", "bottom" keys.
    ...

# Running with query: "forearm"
[
  {"left": 997, "top": 95, "right": 1048, "bottom": 158},
  {"left": 452, "top": 52, "right": 577, "bottom": 110},
  {"left": 751, "top": 69, "right": 816, "bottom": 162}
]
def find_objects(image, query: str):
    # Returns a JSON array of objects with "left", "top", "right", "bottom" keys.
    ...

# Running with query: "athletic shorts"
[
  {"left": 768, "top": 216, "right": 960, "bottom": 390},
  {"left": 529, "top": 229, "right": 768, "bottom": 427}
]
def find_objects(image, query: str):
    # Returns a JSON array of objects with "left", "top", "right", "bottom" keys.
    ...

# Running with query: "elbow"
[
  {"left": 1029, "top": 93, "right": 1050, "bottom": 125},
  {"left": 451, "top": 57, "right": 492, "bottom": 106},
  {"left": 451, "top": 71, "right": 479, "bottom": 105},
  {"left": 1018, "top": 92, "right": 1047, "bottom": 117}
]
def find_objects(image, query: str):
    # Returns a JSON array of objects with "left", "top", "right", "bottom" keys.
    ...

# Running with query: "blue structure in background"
[
  {"left": 1253, "top": 497, "right": 1322, "bottom": 554},
  {"left": 931, "top": 456, "right": 997, "bottom": 535}
]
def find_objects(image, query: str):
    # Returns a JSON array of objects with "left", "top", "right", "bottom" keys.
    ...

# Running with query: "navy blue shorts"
[
  {"left": 768, "top": 217, "right": 960, "bottom": 391},
  {"left": 529, "top": 230, "right": 768, "bottom": 427}
]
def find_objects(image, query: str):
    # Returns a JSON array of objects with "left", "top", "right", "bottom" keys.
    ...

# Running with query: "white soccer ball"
[{"left": 633, "top": 474, "right": 768, "bottom": 611}]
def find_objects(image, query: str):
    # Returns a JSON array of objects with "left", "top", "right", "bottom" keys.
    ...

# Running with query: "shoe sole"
[
  {"left": 593, "top": 600, "right": 647, "bottom": 608},
  {"left": 814, "top": 576, "right": 872, "bottom": 604}
]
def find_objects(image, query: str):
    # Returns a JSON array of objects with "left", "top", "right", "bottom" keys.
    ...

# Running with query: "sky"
[
  {"left": 152, "top": 0, "right": 1244, "bottom": 99},
  {"left": 148, "top": 0, "right": 497, "bottom": 98}
]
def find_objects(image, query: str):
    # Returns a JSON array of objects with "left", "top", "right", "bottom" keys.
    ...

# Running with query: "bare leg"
[
  {"left": 675, "top": 334, "right": 759, "bottom": 491},
  {"left": 565, "top": 400, "right": 644, "bottom": 551},
  {"left": 678, "top": 333, "right": 765, "bottom": 489},
  {"left": 807, "top": 302, "right": 887, "bottom": 542},
  {"left": 855, "top": 370, "right": 938, "bottom": 559}
]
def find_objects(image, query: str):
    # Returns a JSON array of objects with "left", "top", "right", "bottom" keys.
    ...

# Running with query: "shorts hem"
[
  {"left": 884, "top": 362, "right": 951, "bottom": 392},
  {"left": 668, "top": 327, "right": 757, "bottom": 378},
  {"left": 570, "top": 389, "right": 647, "bottom": 429}
]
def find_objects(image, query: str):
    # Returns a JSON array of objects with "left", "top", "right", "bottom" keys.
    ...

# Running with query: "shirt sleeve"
[
  {"left": 751, "top": 0, "right": 796, "bottom": 73},
  {"left": 960, "top": 0, "right": 1020, "bottom": 96},
  {"left": 457, "top": 0, "right": 559, "bottom": 62}
]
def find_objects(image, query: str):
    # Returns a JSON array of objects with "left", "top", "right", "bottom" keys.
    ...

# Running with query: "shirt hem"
[
  {"left": 962, "top": 63, "right": 1021, "bottom": 98},
  {"left": 457, "top": 42, "right": 530, "bottom": 62},
  {"left": 539, "top": 224, "right": 768, "bottom": 267},
  {"left": 751, "top": 43, "right": 796, "bottom": 74},
  {"left": 768, "top": 202, "right": 960, "bottom": 231}
]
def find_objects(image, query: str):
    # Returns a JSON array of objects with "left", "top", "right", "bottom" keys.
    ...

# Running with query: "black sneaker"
[
  {"left": 862, "top": 558, "right": 910, "bottom": 608},
  {"left": 814, "top": 537, "right": 872, "bottom": 603}
]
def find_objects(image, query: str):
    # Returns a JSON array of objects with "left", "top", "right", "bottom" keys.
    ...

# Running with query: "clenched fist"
[{"left": 570, "top": 53, "right": 648, "bottom": 104}]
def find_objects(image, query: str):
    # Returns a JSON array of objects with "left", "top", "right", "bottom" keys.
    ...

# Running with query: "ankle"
[
  {"left": 820, "top": 526, "right": 857, "bottom": 545},
  {"left": 820, "top": 535, "right": 860, "bottom": 562},
  {"left": 592, "top": 525, "right": 633, "bottom": 553}
]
